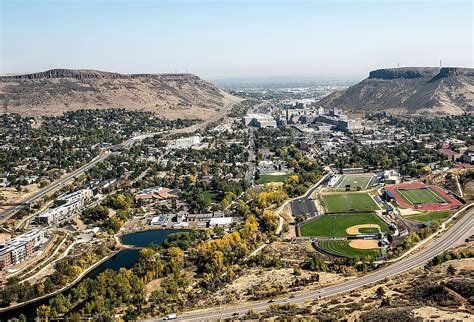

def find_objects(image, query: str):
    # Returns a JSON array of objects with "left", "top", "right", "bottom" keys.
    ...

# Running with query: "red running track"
[{"left": 385, "top": 182, "right": 462, "bottom": 211}]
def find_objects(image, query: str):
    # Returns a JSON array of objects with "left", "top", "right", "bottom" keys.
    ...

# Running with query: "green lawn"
[
  {"left": 359, "top": 227, "right": 380, "bottom": 234},
  {"left": 332, "top": 175, "right": 375, "bottom": 191},
  {"left": 256, "top": 173, "right": 292, "bottom": 184},
  {"left": 396, "top": 187, "right": 447, "bottom": 205},
  {"left": 203, "top": 191, "right": 221, "bottom": 203},
  {"left": 320, "top": 192, "right": 379, "bottom": 213},
  {"left": 318, "top": 240, "right": 381, "bottom": 258},
  {"left": 406, "top": 211, "right": 452, "bottom": 224},
  {"left": 300, "top": 213, "right": 389, "bottom": 237}
]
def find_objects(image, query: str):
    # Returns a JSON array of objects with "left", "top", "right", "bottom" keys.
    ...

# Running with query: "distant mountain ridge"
[
  {"left": 319, "top": 67, "right": 474, "bottom": 116},
  {"left": 0, "top": 69, "right": 237, "bottom": 119}
]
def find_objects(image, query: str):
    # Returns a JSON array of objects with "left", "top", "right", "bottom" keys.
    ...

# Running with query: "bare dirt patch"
[
  {"left": 263, "top": 241, "right": 315, "bottom": 261},
  {"left": 0, "top": 184, "right": 41, "bottom": 209},
  {"left": 346, "top": 224, "right": 380, "bottom": 235},
  {"left": 349, "top": 239, "right": 380, "bottom": 249},
  {"left": 0, "top": 233, "right": 11, "bottom": 243},
  {"left": 413, "top": 306, "right": 472, "bottom": 320},
  {"left": 207, "top": 267, "right": 347, "bottom": 306},
  {"left": 399, "top": 208, "right": 422, "bottom": 217}
]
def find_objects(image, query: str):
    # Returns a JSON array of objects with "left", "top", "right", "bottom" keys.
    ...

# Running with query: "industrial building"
[{"left": 242, "top": 114, "right": 277, "bottom": 128}]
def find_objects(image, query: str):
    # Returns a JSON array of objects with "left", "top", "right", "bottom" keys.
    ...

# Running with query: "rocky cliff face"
[
  {"left": 319, "top": 67, "right": 474, "bottom": 116},
  {"left": 0, "top": 69, "right": 233, "bottom": 119}
]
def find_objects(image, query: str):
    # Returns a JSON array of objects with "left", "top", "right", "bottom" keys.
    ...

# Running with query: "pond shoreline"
[{"left": 0, "top": 229, "right": 187, "bottom": 320}]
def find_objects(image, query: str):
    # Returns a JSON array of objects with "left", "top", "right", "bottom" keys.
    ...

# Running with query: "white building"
[
  {"left": 56, "top": 189, "right": 93, "bottom": 206},
  {"left": 383, "top": 170, "right": 401, "bottom": 184},
  {"left": 242, "top": 114, "right": 277, "bottom": 128},
  {"left": 150, "top": 215, "right": 168, "bottom": 226},
  {"left": 463, "top": 151, "right": 474, "bottom": 164},
  {"left": 0, "top": 229, "right": 47, "bottom": 271},
  {"left": 37, "top": 200, "right": 82, "bottom": 225},
  {"left": 209, "top": 217, "right": 233, "bottom": 227},
  {"left": 7, "top": 229, "right": 47, "bottom": 248},
  {"left": 171, "top": 136, "right": 201, "bottom": 149}
]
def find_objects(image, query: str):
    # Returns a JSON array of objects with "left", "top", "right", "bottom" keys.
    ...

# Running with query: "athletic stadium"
[{"left": 384, "top": 182, "right": 462, "bottom": 211}]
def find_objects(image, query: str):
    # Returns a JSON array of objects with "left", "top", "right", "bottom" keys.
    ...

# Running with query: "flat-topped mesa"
[
  {"left": 0, "top": 68, "right": 232, "bottom": 118},
  {"left": 368, "top": 67, "right": 440, "bottom": 80},
  {"left": 0, "top": 69, "right": 201, "bottom": 82},
  {"left": 318, "top": 66, "right": 474, "bottom": 116},
  {"left": 429, "top": 67, "right": 474, "bottom": 83}
]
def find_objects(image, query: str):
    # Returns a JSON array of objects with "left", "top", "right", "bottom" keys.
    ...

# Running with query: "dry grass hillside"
[
  {"left": 319, "top": 67, "right": 474, "bottom": 116},
  {"left": 0, "top": 69, "right": 238, "bottom": 119}
]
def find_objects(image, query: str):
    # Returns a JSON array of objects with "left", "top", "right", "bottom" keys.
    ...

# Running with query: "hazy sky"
[{"left": 1, "top": 0, "right": 472, "bottom": 79}]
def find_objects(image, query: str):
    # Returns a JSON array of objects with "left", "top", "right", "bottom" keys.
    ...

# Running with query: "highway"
[
  {"left": 0, "top": 99, "right": 238, "bottom": 224},
  {"left": 0, "top": 152, "right": 112, "bottom": 223},
  {"left": 177, "top": 208, "right": 473, "bottom": 321}
]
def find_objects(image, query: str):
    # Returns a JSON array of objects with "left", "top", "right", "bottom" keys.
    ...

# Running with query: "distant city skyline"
[{"left": 1, "top": 0, "right": 472, "bottom": 79}]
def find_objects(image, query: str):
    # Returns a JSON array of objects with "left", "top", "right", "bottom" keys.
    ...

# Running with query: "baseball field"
[{"left": 300, "top": 213, "right": 389, "bottom": 238}]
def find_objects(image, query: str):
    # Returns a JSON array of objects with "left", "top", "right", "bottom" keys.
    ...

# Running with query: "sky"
[{"left": 1, "top": 0, "right": 472, "bottom": 80}]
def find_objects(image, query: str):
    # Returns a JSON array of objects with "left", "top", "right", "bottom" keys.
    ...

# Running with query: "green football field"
[
  {"left": 321, "top": 192, "right": 379, "bottom": 213},
  {"left": 300, "top": 213, "right": 389, "bottom": 237},
  {"left": 332, "top": 174, "right": 376, "bottom": 191},
  {"left": 396, "top": 187, "right": 447, "bottom": 205},
  {"left": 256, "top": 173, "right": 292, "bottom": 184},
  {"left": 317, "top": 240, "right": 381, "bottom": 258}
]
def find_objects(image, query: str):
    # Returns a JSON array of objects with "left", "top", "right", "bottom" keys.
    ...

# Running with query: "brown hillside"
[
  {"left": 318, "top": 67, "right": 474, "bottom": 116},
  {"left": 0, "top": 69, "right": 238, "bottom": 119}
]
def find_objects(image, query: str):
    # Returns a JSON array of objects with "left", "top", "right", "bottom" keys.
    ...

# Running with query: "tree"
[
  {"left": 447, "top": 264, "right": 457, "bottom": 275},
  {"left": 240, "top": 215, "right": 259, "bottom": 242},
  {"left": 82, "top": 205, "right": 109, "bottom": 223},
  {"left": 380, "top": 296, "right": 391, "bottom": 307},
  {"left": 37, "top": 304, "right": 52, "bottom": 321},
  {"left": 304, "top": 254, "right": 327, "bottom": 272},
  {"left": 375, "top": 286, "right": 385, "bottom": 298},
  {"left": 167, "top": 247, "right": 185, "bottom": 271}
]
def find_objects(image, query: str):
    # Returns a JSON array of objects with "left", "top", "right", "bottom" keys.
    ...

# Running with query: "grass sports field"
[
  {"left": 406, "top": 211, "right": 452, "bottom": 224},
  {"left": 332, "top": 174, "right": 376, "bottom": 191},
  {"left": 256, "top": 173, "right": 292, "bottom": 184},
  {"left": 396, "top": 187, "right": 448, "bottom": 205},
  {"left": 320, "top": 192, "right": 379, "bottom": 213},
  {"left": 317, "top": 240, "right": 381, "bottom": 258},
  {"left": 300, "top": 213, "right": 389, "bottom": 237}
]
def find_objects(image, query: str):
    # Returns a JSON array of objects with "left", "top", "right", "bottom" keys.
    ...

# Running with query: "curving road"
[{"left": 176, "top": 208, "right": 473, "bottom": 321}]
